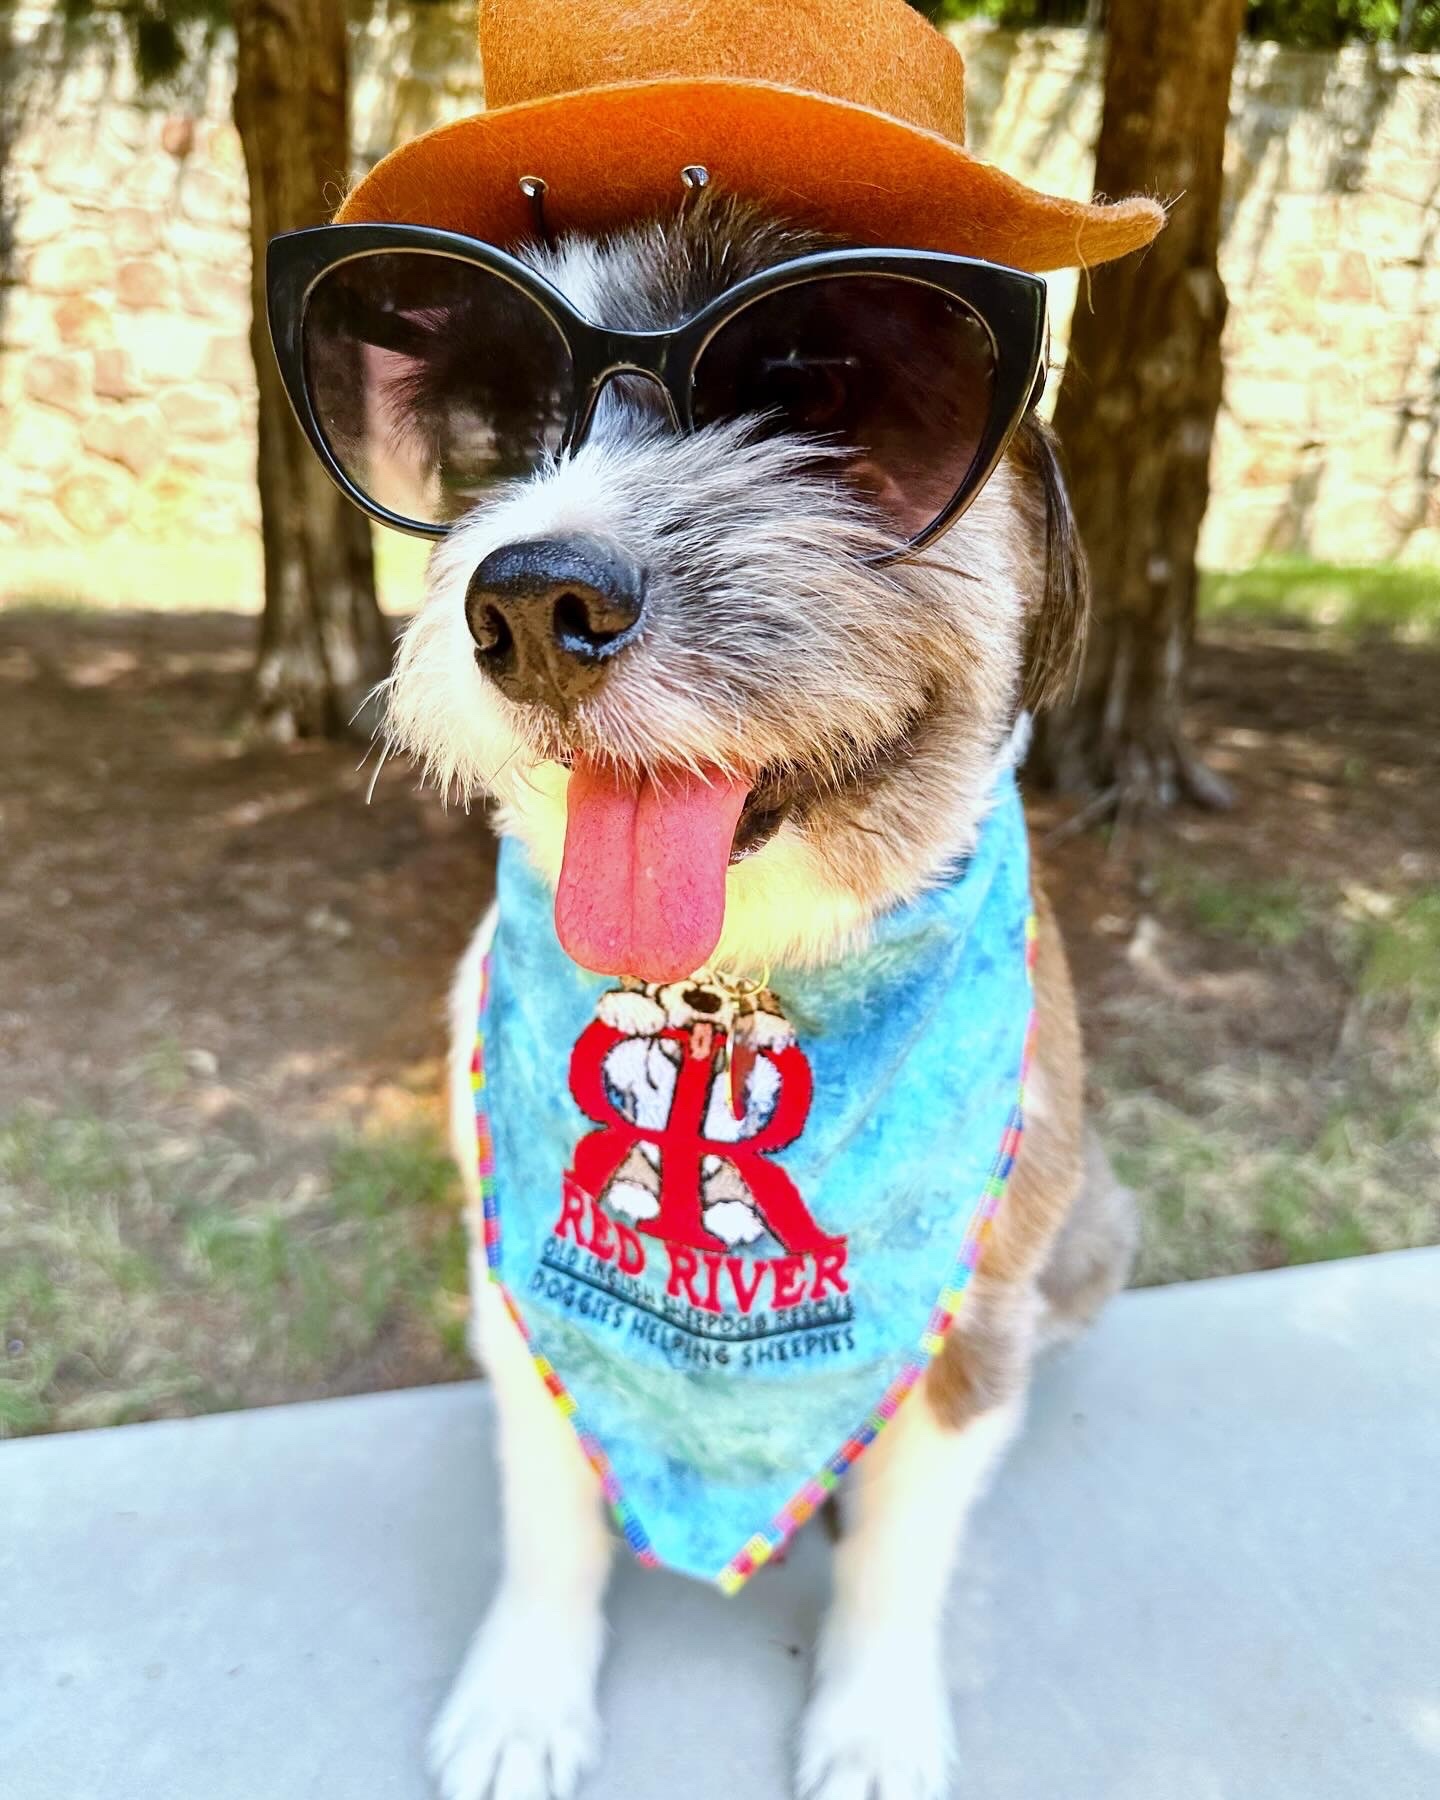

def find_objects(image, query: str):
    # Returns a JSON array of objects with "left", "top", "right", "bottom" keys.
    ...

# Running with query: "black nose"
[{"left": 465, "top": 536, "right": 645, "bottom": 711}]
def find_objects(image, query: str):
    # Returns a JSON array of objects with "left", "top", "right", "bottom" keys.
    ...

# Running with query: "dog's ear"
[{"left": 1011, "top": 413, "right": 1090, "bottom": 713}]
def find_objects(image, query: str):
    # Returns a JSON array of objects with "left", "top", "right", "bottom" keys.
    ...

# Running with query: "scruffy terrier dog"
[
  {"left": 267, "top": 7, "right": 1166, "bottom": 1794},
  {"left": 377, "top": 193, "right": 1135, "bottom": 1800}
]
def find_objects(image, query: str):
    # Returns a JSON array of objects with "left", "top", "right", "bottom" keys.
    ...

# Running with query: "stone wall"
[
  {"left": 0, "top": 2, "right": 484, "bottom": 574},
  {"left": 2, "top": 38, "right": 250, "bottom": 549},
  {"left": 959, "top": 26, "right": 1440, "bottom": 566},
  {"left": 1, "top": 9, "right": 1436, "bottom": 582}
]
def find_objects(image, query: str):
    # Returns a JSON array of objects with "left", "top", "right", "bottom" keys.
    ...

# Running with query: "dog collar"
[{"left": 473, "top": 770, "right": 1034, "bottom": 1591}]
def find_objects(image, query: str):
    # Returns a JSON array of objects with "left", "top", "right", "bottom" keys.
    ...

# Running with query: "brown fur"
[
  {"left": 924, "top": 877, "right": 1117, "bottom": 1432},
  {"left": 982, "top": 879, "right": 1086, "bottom": 1288},
  {"left": 1011, "top": 417, "right": 1090, "bottom": 713}
]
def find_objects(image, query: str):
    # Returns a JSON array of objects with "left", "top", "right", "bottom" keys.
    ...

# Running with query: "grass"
[
  {"left": 1201, "top": 560, "right": 1440, "bottom": 642},
  {"left": 1, "top": 529, "right": 431, "bottom": 618},
  {"left": 0, "top": 1097, "right": 469, "bottom": 1438},
  {"left": 1099, "top": 878, "right": 1440, "bottom": 1285},
  {"left": 1155, "top": 867, "right": 1316, "bottom": 949},
  {"left": 1355, "top": 889, "right": 1440, "bottom": 1007}
]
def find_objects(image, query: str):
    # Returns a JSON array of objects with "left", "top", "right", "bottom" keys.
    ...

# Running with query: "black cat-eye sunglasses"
[{"left": 266, "top": 223, "right": 1048, "bottom": 563}]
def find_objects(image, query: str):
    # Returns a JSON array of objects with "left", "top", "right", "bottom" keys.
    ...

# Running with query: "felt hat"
[{"left": 338, "top": 0, "right": 1164, "bottom": 274}]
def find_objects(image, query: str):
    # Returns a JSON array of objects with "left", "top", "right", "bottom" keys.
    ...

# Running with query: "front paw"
[
  {"left": 429, "top": 1601, "right": 601, "bottom": 1800},
  {"left": 703, "top": 1199, "right": 765, "bottom": 1246},
  {"left": 605, "top": 1180, "right": 660, "bottom": 1222},
  {"left": 797, "top": 1655, "right": 955, "bottom": 1800},
  {"left": 596, "top": 988, "right": 666, "bottom": 1035}
]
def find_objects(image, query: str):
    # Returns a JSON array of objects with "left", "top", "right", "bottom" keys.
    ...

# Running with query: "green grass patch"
[
  {"left": 1201, "top": 560, "right": 1440, "bottom": 642},
  {"left": 0, "top": 1108, "right": 469, "bottom": 1438},
  {"left": 2, "top": 528, "right": 425, "bottom": 619},
  {"left": 0, "top": 592, "right": 99, "bottom": 615},
  {"left": 1103, "top": 881, "right": 1440, "bottom": 1285},
  {"left": 1351, "top": 890, "right": 1440, "bottom": 1012},
  {"left": 1157, "top": 867, "right": 1317, "bottom": 949},
  {"left": 1110, "top": 1055, "right": 1438, "bottom": 1284}
]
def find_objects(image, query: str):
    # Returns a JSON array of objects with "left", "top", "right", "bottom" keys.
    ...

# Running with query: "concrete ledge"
[{"left": 4, "top": 1249, "right": 1438, "bottom": 1800}]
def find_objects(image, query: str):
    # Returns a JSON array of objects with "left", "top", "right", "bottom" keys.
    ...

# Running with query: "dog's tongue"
[{"left": 556, "top": 757, "right": 751, "bottom": 981}]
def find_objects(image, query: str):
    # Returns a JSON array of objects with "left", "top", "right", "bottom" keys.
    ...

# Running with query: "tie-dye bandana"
[{"left": 473, "top": 771, "right": 1034, "bottom": 1592}]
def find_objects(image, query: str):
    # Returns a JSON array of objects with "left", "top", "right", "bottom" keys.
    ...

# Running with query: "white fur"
[
  {"left": 437, "top": 918, "right": 614, "bottom": 1800},
  {"left": 798, "top": 1395, "right": 1025, "bottom": 1800},
  {"left": 389, "top": 449, "right": 904, "bottom": 972},
  {"left": 428, "top": 1285, "right": 613, "bottom": 1800}
]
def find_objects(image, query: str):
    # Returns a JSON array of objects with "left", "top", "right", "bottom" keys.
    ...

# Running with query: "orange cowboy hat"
[{"left": 339, "top": 0, "right": 1164, "bottom": 273}]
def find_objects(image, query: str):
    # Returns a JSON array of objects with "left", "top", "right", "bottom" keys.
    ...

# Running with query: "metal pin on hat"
[
  {"left": 679, "top": 164, "right": 710, "bottom": 213},
  {"left": 518, "top": 174, "right": 553, "bottom": 246}
]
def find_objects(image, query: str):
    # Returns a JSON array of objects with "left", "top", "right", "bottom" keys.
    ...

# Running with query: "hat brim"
[{"left": 338, "top": 78, "right": 1164, "bottom": 273}]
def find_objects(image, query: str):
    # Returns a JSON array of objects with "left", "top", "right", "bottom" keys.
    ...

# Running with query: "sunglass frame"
[{"left": 266, "top": 222, "right": 1048, "bottom": 564}]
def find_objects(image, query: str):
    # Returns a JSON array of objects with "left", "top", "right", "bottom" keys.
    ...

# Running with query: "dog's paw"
[
  {"left": 429, "top": 1605, "right": 600, "bottom": 1800},
  {"left": 605, "top": 1180, "right": 660, "bottom": 1222},
  {"left": 746, "top": 1007, "right": 795, "bottom": 1051},
  {"left": 702, "top": 1199, "right": 766, "bottom": 1246},
  {"left": 797, "top": 1657, "right": 954, "bottom": 1800},
  {"left": 596, "top": 989, "right": 666, "bottom": 1035}
]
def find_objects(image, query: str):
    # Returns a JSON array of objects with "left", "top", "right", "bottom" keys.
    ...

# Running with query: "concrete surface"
[{"left": 3, "top": 1248, "right": 1438, "bottom": 1800}]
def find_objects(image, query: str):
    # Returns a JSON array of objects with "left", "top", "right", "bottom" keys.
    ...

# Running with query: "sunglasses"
[{"left": 266, "top": 224, "right": 1048, "bottom": 564}]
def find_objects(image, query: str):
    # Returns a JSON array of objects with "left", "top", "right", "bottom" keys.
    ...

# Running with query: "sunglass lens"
[
  {"left": 301, "top": 251, "right": 572, "bottom": 529},
  {"left": 691, "top": 274, "right": 998, "bottom": 543}
]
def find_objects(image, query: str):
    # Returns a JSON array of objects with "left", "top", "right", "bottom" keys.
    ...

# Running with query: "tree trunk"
[
  {"left": 1032, "top": 0, "right": 1245, "bottom": 814},
  {"left": 233, "top": 0, "right": 390, "bottom": 741}
]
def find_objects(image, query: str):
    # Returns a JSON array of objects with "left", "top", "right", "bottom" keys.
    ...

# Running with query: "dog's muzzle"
[{"left": 465, "top": 535, "right": 645, "bottom": 713}]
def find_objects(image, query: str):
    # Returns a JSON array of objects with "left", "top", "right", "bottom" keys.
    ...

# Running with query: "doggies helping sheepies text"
[
  {"left": 265, "top": 5, "right": 1165, "bottom": 1792},
  {"left": 379, "top": 193, "right": 1137, "bottom": 1799}
]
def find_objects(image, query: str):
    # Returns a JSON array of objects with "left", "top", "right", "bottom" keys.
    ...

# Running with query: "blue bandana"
[{"left": 473, "top": 771, "right": 1033, "bottom": 1592}]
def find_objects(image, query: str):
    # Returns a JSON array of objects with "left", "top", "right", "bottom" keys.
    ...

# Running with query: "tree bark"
[
  {"left": 233, "top": 0, "right": 390, "bottom": 741},
  {"left": 1032, "top": 0, "right": 1245, "bottom": 814}
]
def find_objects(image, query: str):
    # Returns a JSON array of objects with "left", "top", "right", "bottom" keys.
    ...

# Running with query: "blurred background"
[{"left": 1, "top": 0, "right": 1436, "bottom": 1438}]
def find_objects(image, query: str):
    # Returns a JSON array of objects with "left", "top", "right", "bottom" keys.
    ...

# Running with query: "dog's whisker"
[
  {"left": 350, "top": 674, "right": 395, "bottom": 735},
  {"left": 364, "top": 739, "right": 394, "bottom": 805},
  {"left": 485, "top": 744, "right": 526, "bottom": 789}
]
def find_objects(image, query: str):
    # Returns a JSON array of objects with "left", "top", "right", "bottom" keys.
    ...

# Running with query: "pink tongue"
[{"left": 555, "top": 757, "right": 751, "bottom": 981}]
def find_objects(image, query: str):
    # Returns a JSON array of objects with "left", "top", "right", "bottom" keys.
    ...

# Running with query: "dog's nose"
[{"left": 465, "top": 536, "right": 645, "bottom": 710}]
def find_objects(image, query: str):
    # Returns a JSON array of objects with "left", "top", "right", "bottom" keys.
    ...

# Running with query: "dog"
[
  {"left": 375, "top": 187, "right": 1140, "bottom": 1800},
  {"left": 265, "top": 6, "right": 1165, "bottom": 1790},
  {"left": 591, "top": 975, "right": 794, "bottom": 1247}
]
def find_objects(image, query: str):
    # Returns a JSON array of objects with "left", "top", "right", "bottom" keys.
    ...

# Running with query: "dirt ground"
[{"left": 2, "top": 601, "right": 1437, "bottom": 1434}]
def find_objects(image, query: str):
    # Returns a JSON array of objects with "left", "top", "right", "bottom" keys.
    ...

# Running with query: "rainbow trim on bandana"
[
  {"left": 715, "top": 1015, "right": 1032, "bottom": 1594},
  {"left": 471, "top": 915, "right": 1037, "bottom": 1595}
]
